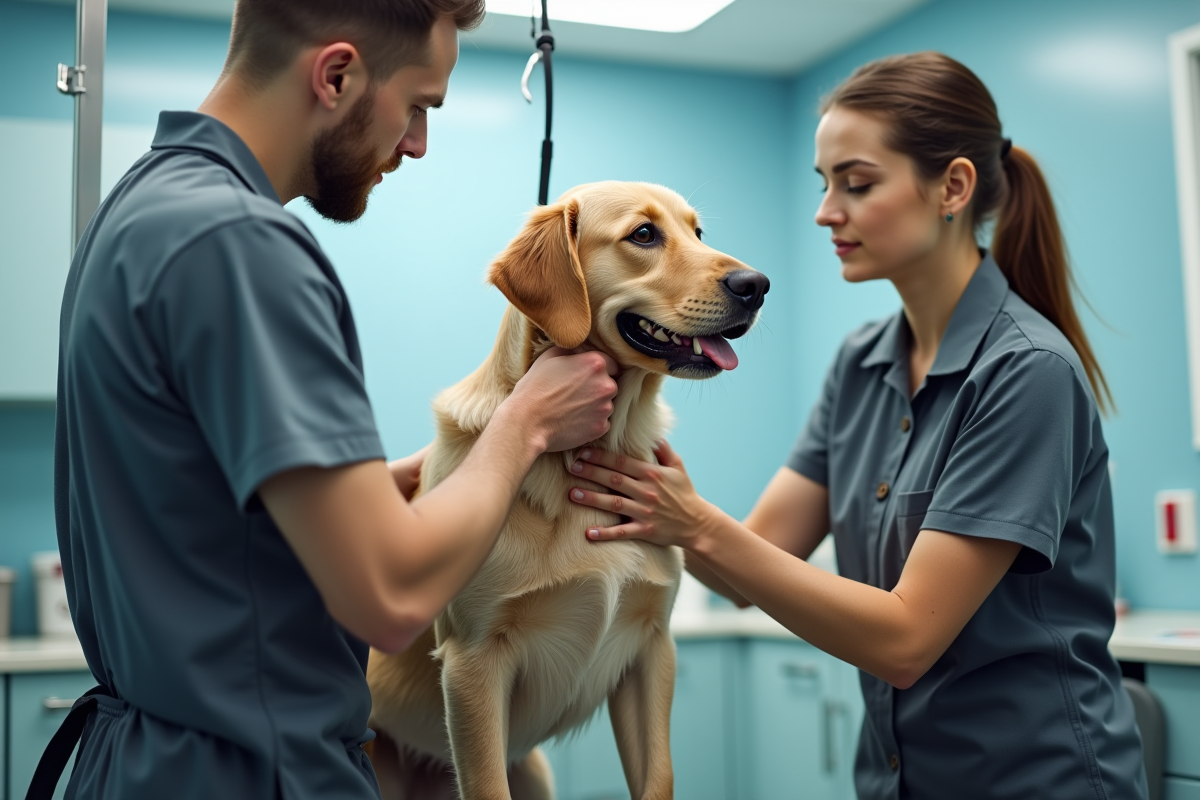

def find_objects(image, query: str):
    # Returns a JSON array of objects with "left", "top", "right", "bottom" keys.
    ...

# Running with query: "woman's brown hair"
[{"left": 821, "top": 52, "right": 1113, "bottom": 413}]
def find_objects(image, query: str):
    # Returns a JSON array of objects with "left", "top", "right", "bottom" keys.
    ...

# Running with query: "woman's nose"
[{"left": 814, "top": 194, "right": 843, "bottom": 227}]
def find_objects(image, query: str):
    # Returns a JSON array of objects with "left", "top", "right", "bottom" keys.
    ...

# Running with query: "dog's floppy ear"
[{"left": 488, "top": 199, "right": 591, "bottom": 349}]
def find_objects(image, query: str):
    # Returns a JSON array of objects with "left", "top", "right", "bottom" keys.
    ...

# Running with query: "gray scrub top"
[
  {"left": 54, "top": 111, "right": 387, "bottom": 800},
  {"left": 788, "top": 255, "right": 1147, "bottom": 800}
]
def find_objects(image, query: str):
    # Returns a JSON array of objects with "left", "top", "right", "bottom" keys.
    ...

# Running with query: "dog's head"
[{"left": 488, "top": 182, "right": 768, "bottom": 379}]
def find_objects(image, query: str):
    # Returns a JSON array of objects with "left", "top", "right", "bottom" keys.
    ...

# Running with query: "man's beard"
[{"left": 305, "top": 92, "right": 402, "bottom": 223}]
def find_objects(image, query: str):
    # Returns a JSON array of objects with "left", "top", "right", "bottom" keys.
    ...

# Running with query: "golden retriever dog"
[{"left": 366, "top": 181, "right": 768, "bottom": 800}]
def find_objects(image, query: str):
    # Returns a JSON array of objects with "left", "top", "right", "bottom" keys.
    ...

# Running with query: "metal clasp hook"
[
  {"left": 521, "top": 51, "right": 542, "bottom": 103},
  {"left": 57, "top": 63, "right": 87, "bottom": 95}
]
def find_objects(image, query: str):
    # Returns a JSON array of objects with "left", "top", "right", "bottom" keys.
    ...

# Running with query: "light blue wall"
[
  {"left": 0, "top": 0, "right": 795, "bottom": 634},
  {"left": 787, "top": 0, "right": 1200, "bottom": 609},
  {"left": 5, "top": 0, "right": 1198, "bottom": 637}
]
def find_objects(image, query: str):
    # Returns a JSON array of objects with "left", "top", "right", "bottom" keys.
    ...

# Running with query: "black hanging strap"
[
  {"left": 24, "top": 685, "right": 109, "bottom": 800},
  {"left": 535, "top": 0, "right": 554, "bottom": 205}
]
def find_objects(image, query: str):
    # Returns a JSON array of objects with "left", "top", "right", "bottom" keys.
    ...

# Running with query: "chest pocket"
[{"left": 894, "top": 489, "right": 935, "bottom": 560}]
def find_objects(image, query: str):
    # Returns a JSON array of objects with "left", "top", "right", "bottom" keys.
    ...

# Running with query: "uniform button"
[
  {"left": 900, "top": 416, "right": 911, "bottom": 432},
  {"left": 889, "top": 753, "right": 900, "bottom": 771},
  {"left": 876, "top": 482, "right": 889, "bottom": 500}
]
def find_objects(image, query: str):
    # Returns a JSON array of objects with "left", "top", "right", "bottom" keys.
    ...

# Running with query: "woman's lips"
[{"left": 833, "top": 239, "right": 860, "bottom": 256}]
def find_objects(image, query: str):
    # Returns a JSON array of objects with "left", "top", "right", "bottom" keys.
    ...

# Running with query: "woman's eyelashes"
[{"left": 818, "top": 180, "right": 875, "bottom": 195}]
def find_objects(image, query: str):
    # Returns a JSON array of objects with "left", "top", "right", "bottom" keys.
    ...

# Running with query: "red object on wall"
[{"left": 1165, "top": 502, "right": 1178, "bottom": 543}]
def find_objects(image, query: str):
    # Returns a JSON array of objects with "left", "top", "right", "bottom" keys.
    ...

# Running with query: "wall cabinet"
[
  {"left": 543, "top": 637, "right": 862, "bottom": 800},
  {"left": 0, "top": 118, "right": 155, "bottom": 401}
]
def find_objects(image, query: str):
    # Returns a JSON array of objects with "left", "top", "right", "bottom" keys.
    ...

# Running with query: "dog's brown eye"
[
  {"left": 695, "top": 227, "right": 703, "bottom": 240},
  {"left": 629, "top": 224, "right": 657, "bottom": 245}
]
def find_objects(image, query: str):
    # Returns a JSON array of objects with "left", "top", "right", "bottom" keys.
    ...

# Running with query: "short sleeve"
[
  {"left": 786, "top": 348, "right": 844, "bottom": 486},
  {"left": 150, "top": 219, "right": 385, "bottom": 508},
  {"left": 921, "top": 349, "right": 1095, "bottom": 573}
]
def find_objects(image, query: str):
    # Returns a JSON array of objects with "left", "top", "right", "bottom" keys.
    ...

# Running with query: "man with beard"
[{"left": 45, "top": 2, "right": 620, "bottom": 798}]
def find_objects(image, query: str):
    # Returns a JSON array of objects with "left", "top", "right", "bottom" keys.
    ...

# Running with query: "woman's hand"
[
  {"left": 388, "top": 444, "right": 433, "bottom": 502},
  {"left": 567, "top": 440, "right": 718, "bottom": 548}
]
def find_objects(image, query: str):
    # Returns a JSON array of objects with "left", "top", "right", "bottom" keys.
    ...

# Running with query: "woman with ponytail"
[{"left": 566, "top": 52, "right": 1145, "bottom": 799}]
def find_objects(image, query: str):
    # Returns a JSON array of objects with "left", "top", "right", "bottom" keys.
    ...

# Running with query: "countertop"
[
  {"left": 0, "top": 635, "right": 87, "bottom": 673},
  {"left": 1, "top": 608, "right": 1197, "bottom": 673},
  {"left": 673, "top": 607, "right": 1200, "bottom": 667}
]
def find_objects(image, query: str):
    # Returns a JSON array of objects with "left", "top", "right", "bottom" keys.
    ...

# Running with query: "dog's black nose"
[{"left": 722, "top": 269, "right": 770, "bottom": 312}]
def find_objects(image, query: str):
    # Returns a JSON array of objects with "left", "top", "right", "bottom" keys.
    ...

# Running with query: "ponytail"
[
  {"left": 822, "top": 52, "right": 1113, "bottom": 414},
  {"left": 993, "top": 147, "right": 1113, "bottom": 413}
]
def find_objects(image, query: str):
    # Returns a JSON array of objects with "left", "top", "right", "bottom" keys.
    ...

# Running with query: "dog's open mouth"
[{"left": 617, "top": 312, "right": 749, "bottom": 373}]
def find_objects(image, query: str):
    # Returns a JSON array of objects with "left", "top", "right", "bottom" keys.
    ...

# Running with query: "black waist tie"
[{"left": 24, "top": 685, "right": 113, "bottom": 800}]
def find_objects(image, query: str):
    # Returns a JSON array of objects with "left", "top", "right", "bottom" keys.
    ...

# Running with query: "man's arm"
[{"left": 260, "top": 348, "right": 618, "bottom": 653}]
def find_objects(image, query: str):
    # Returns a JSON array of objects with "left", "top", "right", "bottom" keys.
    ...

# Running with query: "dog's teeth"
[
  {"left": 693, "top": 337, "right": 703, "bottom": 355},
  {"left": 638, "top": 319, "right": 651, "bottom": 331},
  {"left": 653, "top": 328, "right": 670, "bottom": 342},
  {"left": 671, "top": 334, "right": 682, "bottom": 345}
]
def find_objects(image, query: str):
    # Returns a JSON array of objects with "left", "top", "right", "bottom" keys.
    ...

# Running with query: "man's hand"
[
  {"left": 504, "top": 347, "right": 619, "bottom": 453},
  {"left": 388, "top": 444, "right": 432, "bottom": 501}
]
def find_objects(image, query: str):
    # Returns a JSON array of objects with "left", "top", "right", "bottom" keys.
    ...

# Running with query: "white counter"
[
  {"left": 1, "top": 608, "right": 1196, "bottom": 673},
  {"left": 1110, "top": 609, "right": 1200, "bottom": 666},
  {"left": 0, "top": 635, "right": 87, "bottom": 673},
  {"left": 673, "top": 608, "right": 1200, "bottom": 667}
]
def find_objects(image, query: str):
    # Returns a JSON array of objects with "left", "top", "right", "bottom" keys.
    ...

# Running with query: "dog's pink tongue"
[{"left": 697, "top": 336, "right": 739, "bottom": 370}]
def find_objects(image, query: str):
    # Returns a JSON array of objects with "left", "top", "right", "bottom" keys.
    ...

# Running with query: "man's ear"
[
  {"left": 488, "top": 199, "right": 591, "bottom": 349},
  {"left": 311, "top": 42, "right": 364, "bottom": 111}
]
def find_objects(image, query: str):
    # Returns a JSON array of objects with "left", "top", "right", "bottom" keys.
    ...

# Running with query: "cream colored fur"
[{"left": 367, "top": 182, "right": 759, "bottom": 800}]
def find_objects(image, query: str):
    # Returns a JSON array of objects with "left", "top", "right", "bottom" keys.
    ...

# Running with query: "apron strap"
[{"left": 23, "top": 685, "right": 110, "bottom": 800}]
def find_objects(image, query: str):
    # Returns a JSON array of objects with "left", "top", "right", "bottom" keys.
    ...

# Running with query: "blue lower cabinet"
[
  {"left": 1166, "top": 776, "right": 1200, "bottom": 800},
  {"left": 671, "top": 640, "right": 735, "bottom": 800},
  {"left": 8, "top": 671, "right": 97, "bottom": 800},
  {"left": 544, "top": 637, "right": 861, "bottom": 800},
  {"left": 738, "top": 640, "right": 842, "bottom": 800},
  {"left": 542, "top": 705, "right": 628, "bottom": 800},
  {"left": 1146, "top": 664, "right": 1200, "bottom": 780},
  {"left": 1, "top": 674, "right": 7, "bottom": 798}
]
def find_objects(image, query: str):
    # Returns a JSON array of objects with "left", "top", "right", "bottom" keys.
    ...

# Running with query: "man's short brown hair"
[{"left": 225, "top": 0, "right": 485, "bottom": 87}]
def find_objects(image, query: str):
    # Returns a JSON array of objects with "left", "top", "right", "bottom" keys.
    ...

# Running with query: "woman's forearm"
[
  {"left": 691, "top": 508, "right": 930, "bottom": 688},
  {"left": 683, "top": 551, "right": 751, "bottom": 607}
]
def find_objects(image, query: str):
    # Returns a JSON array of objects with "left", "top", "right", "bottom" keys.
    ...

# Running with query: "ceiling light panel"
[{"left": 484, "top": 0, "right": 737, "bottom": 33}]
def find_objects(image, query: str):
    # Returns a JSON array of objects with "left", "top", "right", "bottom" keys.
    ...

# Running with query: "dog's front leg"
[
  {"left": 441, "top": 639, "right": 518, "bottom": 800},
  {"left": 608, "top": 630, "right": 676, "bottom": 800}
]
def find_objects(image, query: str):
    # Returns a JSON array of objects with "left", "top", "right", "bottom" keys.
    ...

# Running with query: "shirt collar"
[
  {"left": 150, "top": 111, "right": 281, "bottom": 204},
  {"left": 858, "top": 252, "right": 1010, "bottom": 375}
]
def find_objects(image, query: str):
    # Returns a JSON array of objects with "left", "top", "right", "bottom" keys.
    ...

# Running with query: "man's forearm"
[{"left": 394, "top": 403, "right": 546, "bottom": 617}]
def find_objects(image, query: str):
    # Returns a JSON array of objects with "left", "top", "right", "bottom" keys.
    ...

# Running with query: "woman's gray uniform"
[{"left": 788, "top": 255, "right": 1147, "bottom": 800}]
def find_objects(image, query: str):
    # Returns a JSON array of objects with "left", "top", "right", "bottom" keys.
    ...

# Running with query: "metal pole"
[{"left": 57, "top": 0, "right": 107, "bottom": 248}]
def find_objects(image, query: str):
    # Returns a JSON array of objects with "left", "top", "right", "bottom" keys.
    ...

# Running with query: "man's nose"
[{"left": 399, "top": 116, "right": 428, "bottom": 160}]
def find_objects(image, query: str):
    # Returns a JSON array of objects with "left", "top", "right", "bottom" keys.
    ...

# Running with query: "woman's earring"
[{"left": 945, "top": 212, "right": 954, "bottom": 223}]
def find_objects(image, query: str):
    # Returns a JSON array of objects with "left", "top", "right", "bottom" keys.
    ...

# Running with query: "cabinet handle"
[
  {"left": 781, "top": 662, "right": 819, "bottom": 679},
  {"left": 43, "top": 697, "right": 77, "bottom": 711},
  {"left": 822, "top": 699, "right": 845, "bottom": 773}
]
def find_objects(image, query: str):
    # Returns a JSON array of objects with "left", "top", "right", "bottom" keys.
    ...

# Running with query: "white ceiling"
[{"left": 23, "top": 0, "right": 932, "bottom": 76}]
